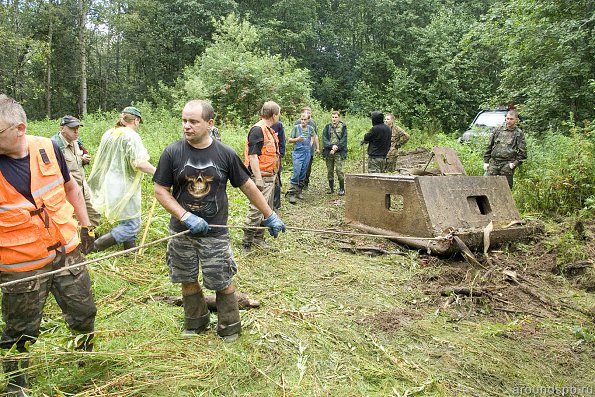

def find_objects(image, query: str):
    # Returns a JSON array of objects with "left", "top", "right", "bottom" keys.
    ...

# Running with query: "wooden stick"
[{"left": 138, "top": 197, "right": 157, "bottom": 256}]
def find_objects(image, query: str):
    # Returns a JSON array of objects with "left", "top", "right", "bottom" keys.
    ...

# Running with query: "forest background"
[{"left": 1, "top": 0, "right": 594, "bottom": 132}]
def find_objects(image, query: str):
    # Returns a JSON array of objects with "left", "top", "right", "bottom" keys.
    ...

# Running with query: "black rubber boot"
[
  {"left": 93, "top": 233, "right": 117, "bottom": 252},
  {"left": 182, "top": 290, "right": 210, "bottom": 336},
  {"left": 123, "top": 240, "right": 137, "bottom": 250},
  {"left": 3, "top": 356, "right": 29, "bottom": 397},
  {"left": 216, "top": 291, "right": 241, "bottom": 342},
  {"left": 326, "top": 180, "right": 334, "bottom": 194},
  {"left": 338, "top": 179, "right": 345, "bottom": 196}
]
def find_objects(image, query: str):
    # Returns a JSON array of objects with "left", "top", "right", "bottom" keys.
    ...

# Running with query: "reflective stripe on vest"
[
  {"left": 244, "top": 120, "right": 280, "bottom": 175},
  {"left": 0, "top": 136, "right": 79, "bottom": 272}
]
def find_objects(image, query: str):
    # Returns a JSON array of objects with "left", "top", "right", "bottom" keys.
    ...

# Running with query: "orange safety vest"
[
  {"left": 243, "top": 120, "right": 280, "bottom": 176},
  {"left": 0, "top": 136, "right": 79, "bottom": 272}
]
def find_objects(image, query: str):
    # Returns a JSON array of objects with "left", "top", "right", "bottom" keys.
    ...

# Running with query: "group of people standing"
[
  {"left": 0, "top": 96, "right": 285, "bottom": 395},
  {"left": 284, "top": 107, "right": 410, "bottom": 203}
]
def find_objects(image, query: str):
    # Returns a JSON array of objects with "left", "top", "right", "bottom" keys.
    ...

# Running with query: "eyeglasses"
[{"left": 0, "top": 124, "right": 16, "bottom": 135}]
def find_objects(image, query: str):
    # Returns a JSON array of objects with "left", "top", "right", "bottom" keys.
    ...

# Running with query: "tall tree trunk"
[
  {"left": 78, "top": 0, "right": 88, "bottom": 116},
  {"left": 46, "top": 4, "right": 53, "bottom": 118}
]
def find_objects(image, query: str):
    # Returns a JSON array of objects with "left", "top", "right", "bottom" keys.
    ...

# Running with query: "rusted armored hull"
[{"left": 345, "top": 173, "right": 542, "bottom": 254}]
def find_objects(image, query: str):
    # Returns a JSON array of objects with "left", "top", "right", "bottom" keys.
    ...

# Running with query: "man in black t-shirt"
[{"left": 153, "top": 100, "right": 285, "bottom": 342}]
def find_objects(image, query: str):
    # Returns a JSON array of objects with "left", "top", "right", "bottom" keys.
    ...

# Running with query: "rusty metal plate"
[
  {"left": 432, "top": 147, "right": 467, "bottom": 175},
  {"left": 345, "top": 173, "right": 539, "bottom": 253}
]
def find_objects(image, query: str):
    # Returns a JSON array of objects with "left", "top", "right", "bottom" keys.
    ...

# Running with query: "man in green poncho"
[{"left": 87, "top": 107, "right": 156, "bottom": 251}]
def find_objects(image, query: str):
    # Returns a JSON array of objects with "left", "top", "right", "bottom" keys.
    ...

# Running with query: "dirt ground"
[{"left": 357, "top": 148, "right": 595, "bottom": 332}]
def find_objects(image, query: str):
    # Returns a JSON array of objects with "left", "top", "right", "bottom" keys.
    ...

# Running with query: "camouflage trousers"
[
  {"left": 82, "top": 183, "right": 102, "bottom": 228},
  {"left": 325, "top": 154, "right": 345, "bottom": 182},
  {"left": 0, "top": 248, "right": 97, "bottom": 350},
  {"left": 166, "top": 232, "right": 238, "bottom": 292},
  {"left": 487, "top": 160, "right": 515, "bottom": 188},
  {"left": 386, "top": 153, "right": 398, "bottom": 173},
  {"left": 368, "top": 156, "right": 387, "bottom": 173},
  {"left": 243, "top": 175, "right": 275, "bottom": 246}
]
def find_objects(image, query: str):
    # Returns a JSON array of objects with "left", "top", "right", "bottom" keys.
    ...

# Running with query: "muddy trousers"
[
  {"left": 243, "top": 175, "right": 275, "bottom": 247},
  {"left": 0, "top": 251, "right": 96, "bottom": 352},
  {"left": 487, "top": 160, "right": 515, "bottom": 188},
  {"left": 0, "top": 250, "right": 96, "bottom": 391},
  {"left": 325, "top": 155, "right": 344, "bottom": 190},
  {"left": 367, "top": 156, "right": 387, "bottom": 173}
]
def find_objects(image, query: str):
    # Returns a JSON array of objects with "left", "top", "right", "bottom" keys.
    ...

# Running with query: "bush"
[
  {"left": 167, "top": 14, "right": 314, "bottom": 124},
  {"left": 515, "top": 129, "right": 594, "bottom": 216}
]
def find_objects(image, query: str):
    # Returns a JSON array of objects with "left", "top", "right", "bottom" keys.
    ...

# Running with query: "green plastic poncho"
[{"left": 87, "top": 126, "right": 150, "bottom": 223}]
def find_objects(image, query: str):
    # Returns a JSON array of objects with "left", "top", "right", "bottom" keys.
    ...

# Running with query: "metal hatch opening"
[
  {"left": 467, "top": 195, "right": 492, "bottom": 216},
  {"left": 385, "top": 194, "right": 404, "bottom": 213}
]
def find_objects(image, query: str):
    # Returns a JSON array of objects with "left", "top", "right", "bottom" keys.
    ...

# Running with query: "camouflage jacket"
[
  {"left": 387, "top": 125, "right": 410, "bottom": 158},
  {"left": 483, "top": 126, "right": 527, "bottom": 167}
]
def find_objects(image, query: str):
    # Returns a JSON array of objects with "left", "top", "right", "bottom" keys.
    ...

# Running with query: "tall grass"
[{"left": 3, "top": 111, "right": 592, "bottom": 396}]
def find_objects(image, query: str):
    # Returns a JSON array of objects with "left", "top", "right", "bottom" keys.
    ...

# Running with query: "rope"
[
  {"left": 0, "top": 230, "right": 189, "bottom": 289},
  {"left": 0, "top": 224, "right": 451, "bottom": 288}
]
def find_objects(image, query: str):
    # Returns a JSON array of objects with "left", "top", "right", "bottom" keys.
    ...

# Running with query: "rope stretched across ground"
[{"left": 0, "top": 224, "right": 451, "bottom": 289}]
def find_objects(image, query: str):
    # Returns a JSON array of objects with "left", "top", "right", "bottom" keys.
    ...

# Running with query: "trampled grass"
[{"left": 1, "top": 116, "right": 593, "bottom": 396}]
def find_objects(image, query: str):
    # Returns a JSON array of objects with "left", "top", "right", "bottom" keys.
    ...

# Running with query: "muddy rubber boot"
[
  {"left": 123, "top": 240, "right": 136, "bottom": 250},
  {"left": 253, "top": 228, "right": 268, "bottom": 249},
  {"left": 93, "top": 233, "right": 117, "bottom": 252},
  {"left": 326, "top": 180, "right": 334, "bottom": 194},
  {"left": 297, "top": 183, "right": 305, "bottom": 199},
  {"left": 181, "top": 290, "right": 210, "bottom": 336},
  {"left": 216, "top": 291, "right": 241, "bottom": 342},
  {"left": 286, "top": 184, "right": 299, "bottom": 205},
  {"left": 338, "top": 179, "right": 345, "bottom": 196},
  {"left": 3, "top": 356, "right": 29, "bottom": 397},
  {"left": 242, "top": 224, "right": 257, "bottom": 253}
]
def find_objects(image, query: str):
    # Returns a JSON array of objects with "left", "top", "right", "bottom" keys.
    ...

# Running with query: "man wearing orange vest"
[
  {"left": 242, "top": 101, "right": 282, "bottom": 252},
  {"left": 0, "top": 95, "right": 97, "bottom": 395}
]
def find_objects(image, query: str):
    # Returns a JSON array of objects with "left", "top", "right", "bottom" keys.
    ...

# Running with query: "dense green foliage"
[
  {"left": 156, "top": 15, "right": 314, "bottom": 123},
  {"left": 1, "top": 0, "right": 593, "bottom": 134}
]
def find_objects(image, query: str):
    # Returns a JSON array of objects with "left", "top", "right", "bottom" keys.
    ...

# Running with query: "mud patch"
[
  {"left": 413, "top": 221, "right": 595, "bottom": 323},
  {"left": 361, "top": 307, "right": 424, "bottom": 332},
  {"left": 394, "top": 147, "right": 434, "bottom": 170}
]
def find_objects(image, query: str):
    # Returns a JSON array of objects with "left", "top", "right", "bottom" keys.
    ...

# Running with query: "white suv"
[{"left": 458, "top": 109, "right": 508, "bottom": 143}]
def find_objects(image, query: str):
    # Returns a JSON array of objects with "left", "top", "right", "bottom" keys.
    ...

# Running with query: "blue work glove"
[
  {"left": 262, "top": 212, "right": 286, "bottom": 238},
  {"left": 183, "top": 213, "right": 209, "bottom": 235}
]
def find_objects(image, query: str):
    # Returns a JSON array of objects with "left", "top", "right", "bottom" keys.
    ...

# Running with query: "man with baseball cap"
[{"left": 52, "top": 115, "right": 101, "bottom": 229}]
